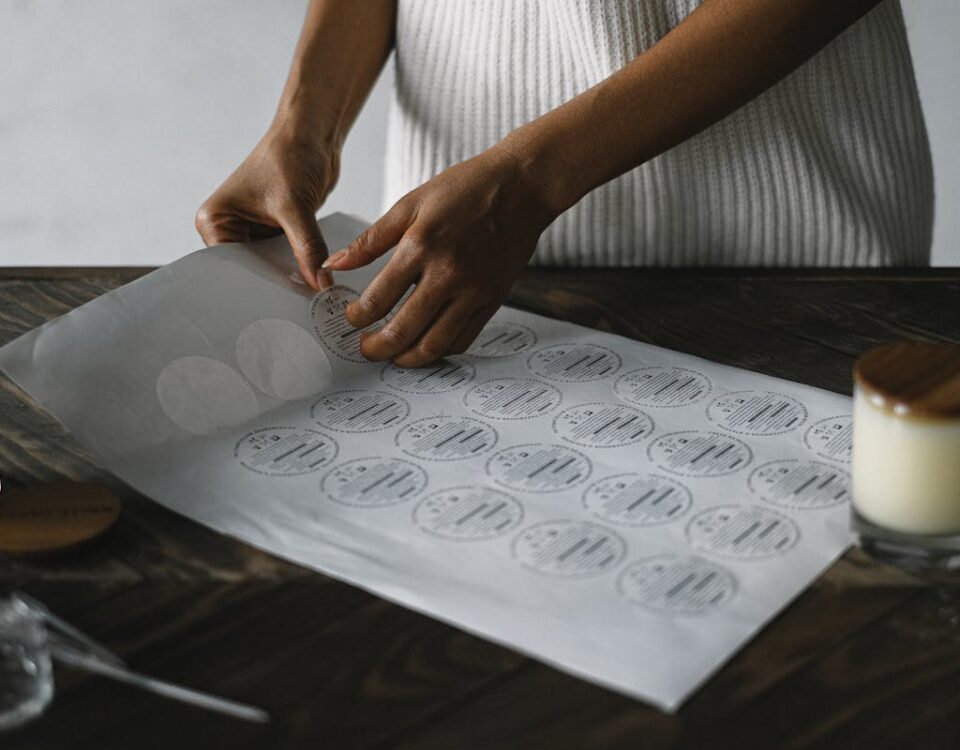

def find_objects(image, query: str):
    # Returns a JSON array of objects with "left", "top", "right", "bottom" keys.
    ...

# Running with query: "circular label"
[
  {"left": 686, "top": 505, "right": 800, "bottom": 559},
  {"left": 552, "top": 402, "right": 654, "bottom": 448},
  {"left": 413, "top": 486, "right": 524, "bottom": 541},
  {"left": 803, "top": 415, "right": 854, "bottom": 463},
  {"left": 310, "top": 285, "right": 384, "bottom": 363},
  {"left": 706, "top": 390, "right": 807, "bottom": 436},
  {"left": 380, "top": 357, "right": 475, "bottom": 394},
  {"left": 463, "top": 378, "right": 562, "bottom": 420},
  {"left": 512, "top": 520, "right": 626, "bottom": 577},
  {"left": 647, "top": 430, "right": 752, "bottom": 477},
  {"left": 310, "top": 390, "right": 410, "bottom": 433},
  {"left": 395, "top": 415, "right": 498, "bottom": 461},
  {"left": 321, "top": 457, "right": 428, "bottom": 507},
  {"left": 613, "top": 366, "right": 712, "bottom": 408},
  {"left": 486, "top": 443, "right": 592, "bottom": 493},
  {"left": 582, "top": 473, "right": 692, "bottom": 526},
  {"left": 527, "top": 344, "right": 622, "bottom": 382},
  {"left": 617, "top": 555, "right": 736, "bottom": 615},
  {"left": 749, "top": 460, "right": 850, "bottom": 509},
  {"left": 234, "top": 426, "right": 338, "bottom": 476},
  {"left": 466, "top": 322, "right": 538, "bottom": 358}
]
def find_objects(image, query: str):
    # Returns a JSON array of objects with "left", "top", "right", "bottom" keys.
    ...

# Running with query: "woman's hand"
[
  {"left": 323, "top": 144, "right": 556, "bottom": 367},
  {"left": 195, "top": 122, "right": 340, "bottom": 290}
]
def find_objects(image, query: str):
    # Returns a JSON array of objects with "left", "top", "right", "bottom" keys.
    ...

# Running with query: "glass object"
[
  {"left": 851, "top": 342, "right": 960, "bottom": 569},
  {"left": 0, "top": 596, "right": 54, "bottom": 731}
]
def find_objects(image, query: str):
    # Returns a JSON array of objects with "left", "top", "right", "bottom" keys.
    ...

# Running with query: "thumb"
[
  {"left": 322, "top": 201, "right": 412, "bottom": 271},
  {"left": 277, "top": 206, "right": 328, "bottom": 291}
]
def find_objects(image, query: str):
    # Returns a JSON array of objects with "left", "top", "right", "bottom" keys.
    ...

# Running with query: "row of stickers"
[
  {"left": 235, "top": 425, "right": 848, "bottom": 513},
  {"left": 298, "top": 387, "right": 851, "bottom": 463}
]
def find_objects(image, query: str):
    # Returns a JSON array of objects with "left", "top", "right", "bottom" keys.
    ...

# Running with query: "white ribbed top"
[{"left": 383, "top": 0, "right": 934, "bottom": 266}]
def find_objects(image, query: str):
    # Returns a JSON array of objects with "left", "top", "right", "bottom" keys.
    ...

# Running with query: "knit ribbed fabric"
[{"left": 383, "top": 0, "right": 933, "bottom": 266}]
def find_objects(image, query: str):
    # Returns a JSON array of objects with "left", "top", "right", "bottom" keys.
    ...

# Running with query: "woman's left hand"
[{"left": 322, "top": 144, "right": 556, "bottom": 367}]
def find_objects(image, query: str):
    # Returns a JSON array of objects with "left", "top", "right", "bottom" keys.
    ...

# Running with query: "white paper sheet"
[{"left": 0, "top": 213, "right": 853, "bottom": 711}]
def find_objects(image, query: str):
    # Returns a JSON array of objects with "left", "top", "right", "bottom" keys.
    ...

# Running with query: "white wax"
[{"left": 852, "top": 387, "right": 960, "bottom": 534}]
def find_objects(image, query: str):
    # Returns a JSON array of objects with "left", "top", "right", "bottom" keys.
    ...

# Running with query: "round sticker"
[
  {"left": 706, "top": 390, "right": 807, "bottom": 436},
  {"left": 463, "top": 378, "right": 562, "bottom": 420},
  {"left": 310, "top": 390, "right": 410, "bottom": 433},
  {"left": 380, "top": 357, "right": 475, "bottom": 394},
  {"left": 466, "top": 322, "right": 538, "bottom": 358},
  {"left": 686, "top": 505, "right": 800, "bottom": 559},
  {"left": 234, "top": 426, "right": 338, "bottom": 476},
  {"left": 486, "top": 443, "right": 592, "bottom": 493},
  {"left": 527, "top": 344, "right": 622, "bottom": 382},
  {"left": 413, "top": 486, "right": 524, "bottom": 541},
  {"left": 803, "top": 415, "right": 853, "bottom": 463},
  {"left": 749, "top": 460, "right": 850, "bottom": 509},
  {"left": 647, "top": 430, "right": 752, "bottom": 477},
  {"left": 617, "top": 555, "right": 736, "bottom": 615},
  {"left": 310, "top": 285, "right": 383, "bottom": 363},
  {"left": 512, "top": 520, "right": 626, "bottom": 577},
  {"left": 552, "top": 402, "right": 654, "bottom": 448},
  {"left": 322, "top": 457, "right": 427, "bottom": 507},
  {"left": 395, "top": 415, "right": 498, "bottom": 461},
  {"left": 582, "top": 473, "right": 692, "bottom": 526},
  {"left": 613, "top": 366, "right": 712, "bottom": 408}
]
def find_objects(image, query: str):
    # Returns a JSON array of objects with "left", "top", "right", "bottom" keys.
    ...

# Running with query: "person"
[{"left": 196, "top": 0, "right": 932, "bottom": 368}]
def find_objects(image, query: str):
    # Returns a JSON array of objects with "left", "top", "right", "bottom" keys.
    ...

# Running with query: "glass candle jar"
[
  {"left": 851, "top": 342, "right": 960, "bottom": 568},
  {"left": 0, "top": 596, "right": 53, "bottom": 731}
]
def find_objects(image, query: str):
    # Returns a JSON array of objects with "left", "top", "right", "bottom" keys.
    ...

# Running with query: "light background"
[{"left": 1, "top": 0, "right": 955, "bottom": 266}]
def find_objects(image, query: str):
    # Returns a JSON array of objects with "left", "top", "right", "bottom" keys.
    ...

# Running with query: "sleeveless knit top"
[{"left": 383, "top": 0, "right": 933, "bottom": 266}]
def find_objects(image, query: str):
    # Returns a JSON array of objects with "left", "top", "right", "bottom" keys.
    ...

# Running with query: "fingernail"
[
  {"left": 321, "top": 249, "right": 348, "bottom": 269},
  {"left": 315, "top": 268, "right": 334, "bottom": 290}
]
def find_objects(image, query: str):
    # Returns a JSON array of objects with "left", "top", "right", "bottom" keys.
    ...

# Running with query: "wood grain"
[{"left": 0, "top": 267, "right": 958, "bottom": 749}]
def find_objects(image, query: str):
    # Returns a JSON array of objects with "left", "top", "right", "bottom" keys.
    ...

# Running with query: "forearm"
[
  {"left": 275, "top": 0, "right": 396, "bottom": 149},
  {"left": 501, "top": 0, "right": 883, "bottom": 216}
]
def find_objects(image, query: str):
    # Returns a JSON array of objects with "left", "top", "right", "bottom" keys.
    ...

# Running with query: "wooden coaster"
[{"left": 0, "top": 481, "right": 121, "bottom": 556}]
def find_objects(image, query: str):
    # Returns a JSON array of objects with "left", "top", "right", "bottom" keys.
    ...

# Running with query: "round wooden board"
[{"left": 0, "top": 481, "right": 121, "bottom": 556}]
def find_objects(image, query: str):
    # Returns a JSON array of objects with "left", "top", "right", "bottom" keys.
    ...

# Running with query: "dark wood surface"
[{"left": 1, "top": 266, "right": 959, "bottom": 750}]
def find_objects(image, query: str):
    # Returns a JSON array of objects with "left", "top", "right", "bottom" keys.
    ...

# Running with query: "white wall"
[
  {"left": 0, "top": 0, "right": 390, "bottom": 267},
  {"left": 0, "top": 0, "right": 955, "bottom": 267},
  {"left": 902, "top": 1, "right": 959, "bottom": 268}
]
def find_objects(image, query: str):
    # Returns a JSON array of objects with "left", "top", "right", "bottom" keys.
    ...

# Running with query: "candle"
[{"left": 851, "top": 342, "right": 960, "bottom": 561}]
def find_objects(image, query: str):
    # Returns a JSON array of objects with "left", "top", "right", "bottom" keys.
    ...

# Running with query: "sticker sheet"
[{"left": 0, "top": 213, "right": 852, "bottom": 711}]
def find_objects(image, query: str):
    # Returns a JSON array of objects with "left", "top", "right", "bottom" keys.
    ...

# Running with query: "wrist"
[
  {"left": 480, "top": 142, "right": 559, "bottom": 235},
  {"left": 274, "top": 69, "right": 348, "bottom": 153},
  {"left": 268, "top": 101, "right": 340, "bottom": 157},
  {"left": 497, "top": 124, "right": 590, "bottom": 219}
]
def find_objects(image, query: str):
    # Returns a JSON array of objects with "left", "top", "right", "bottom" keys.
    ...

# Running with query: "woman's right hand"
[{"left": 195, "top": 122, "right": 340, "bottom": 290}]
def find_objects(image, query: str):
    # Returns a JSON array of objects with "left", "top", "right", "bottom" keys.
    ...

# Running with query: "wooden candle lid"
[
  {"left": 0, "top": 481, "right": 121, "bottom": 556},
  {"left": 854, "top": 342, "right": 960, "bottom": 420}
]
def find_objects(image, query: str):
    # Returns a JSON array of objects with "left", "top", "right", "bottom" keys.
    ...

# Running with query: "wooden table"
[{"left": 1, "top": 267, "right": 959, "bottom": 749}]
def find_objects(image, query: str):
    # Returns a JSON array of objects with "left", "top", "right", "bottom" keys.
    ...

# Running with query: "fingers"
[
  {"left": 392, "top": 300, "right": 478, "bottom": 368},
  {"left": 315, "top": 268, "right": 335, "bottom": 291},
  {"left": 448, "top": 304, "right": 499, "bottom": 355},
  {"left": 197, "top": 194, "right": 329, "bottom": 290},
  {"left": 323, "top": 201, "right": 414, "bottom": 271},
  {"left": 358, "top": 280, "right": 448, "bottom": 362},
  {"left": 346, "top": 253, "right": 419, "bottom": 329},
  {"left": 277, "top": 206, "right": 329, "bottom": 291}
]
